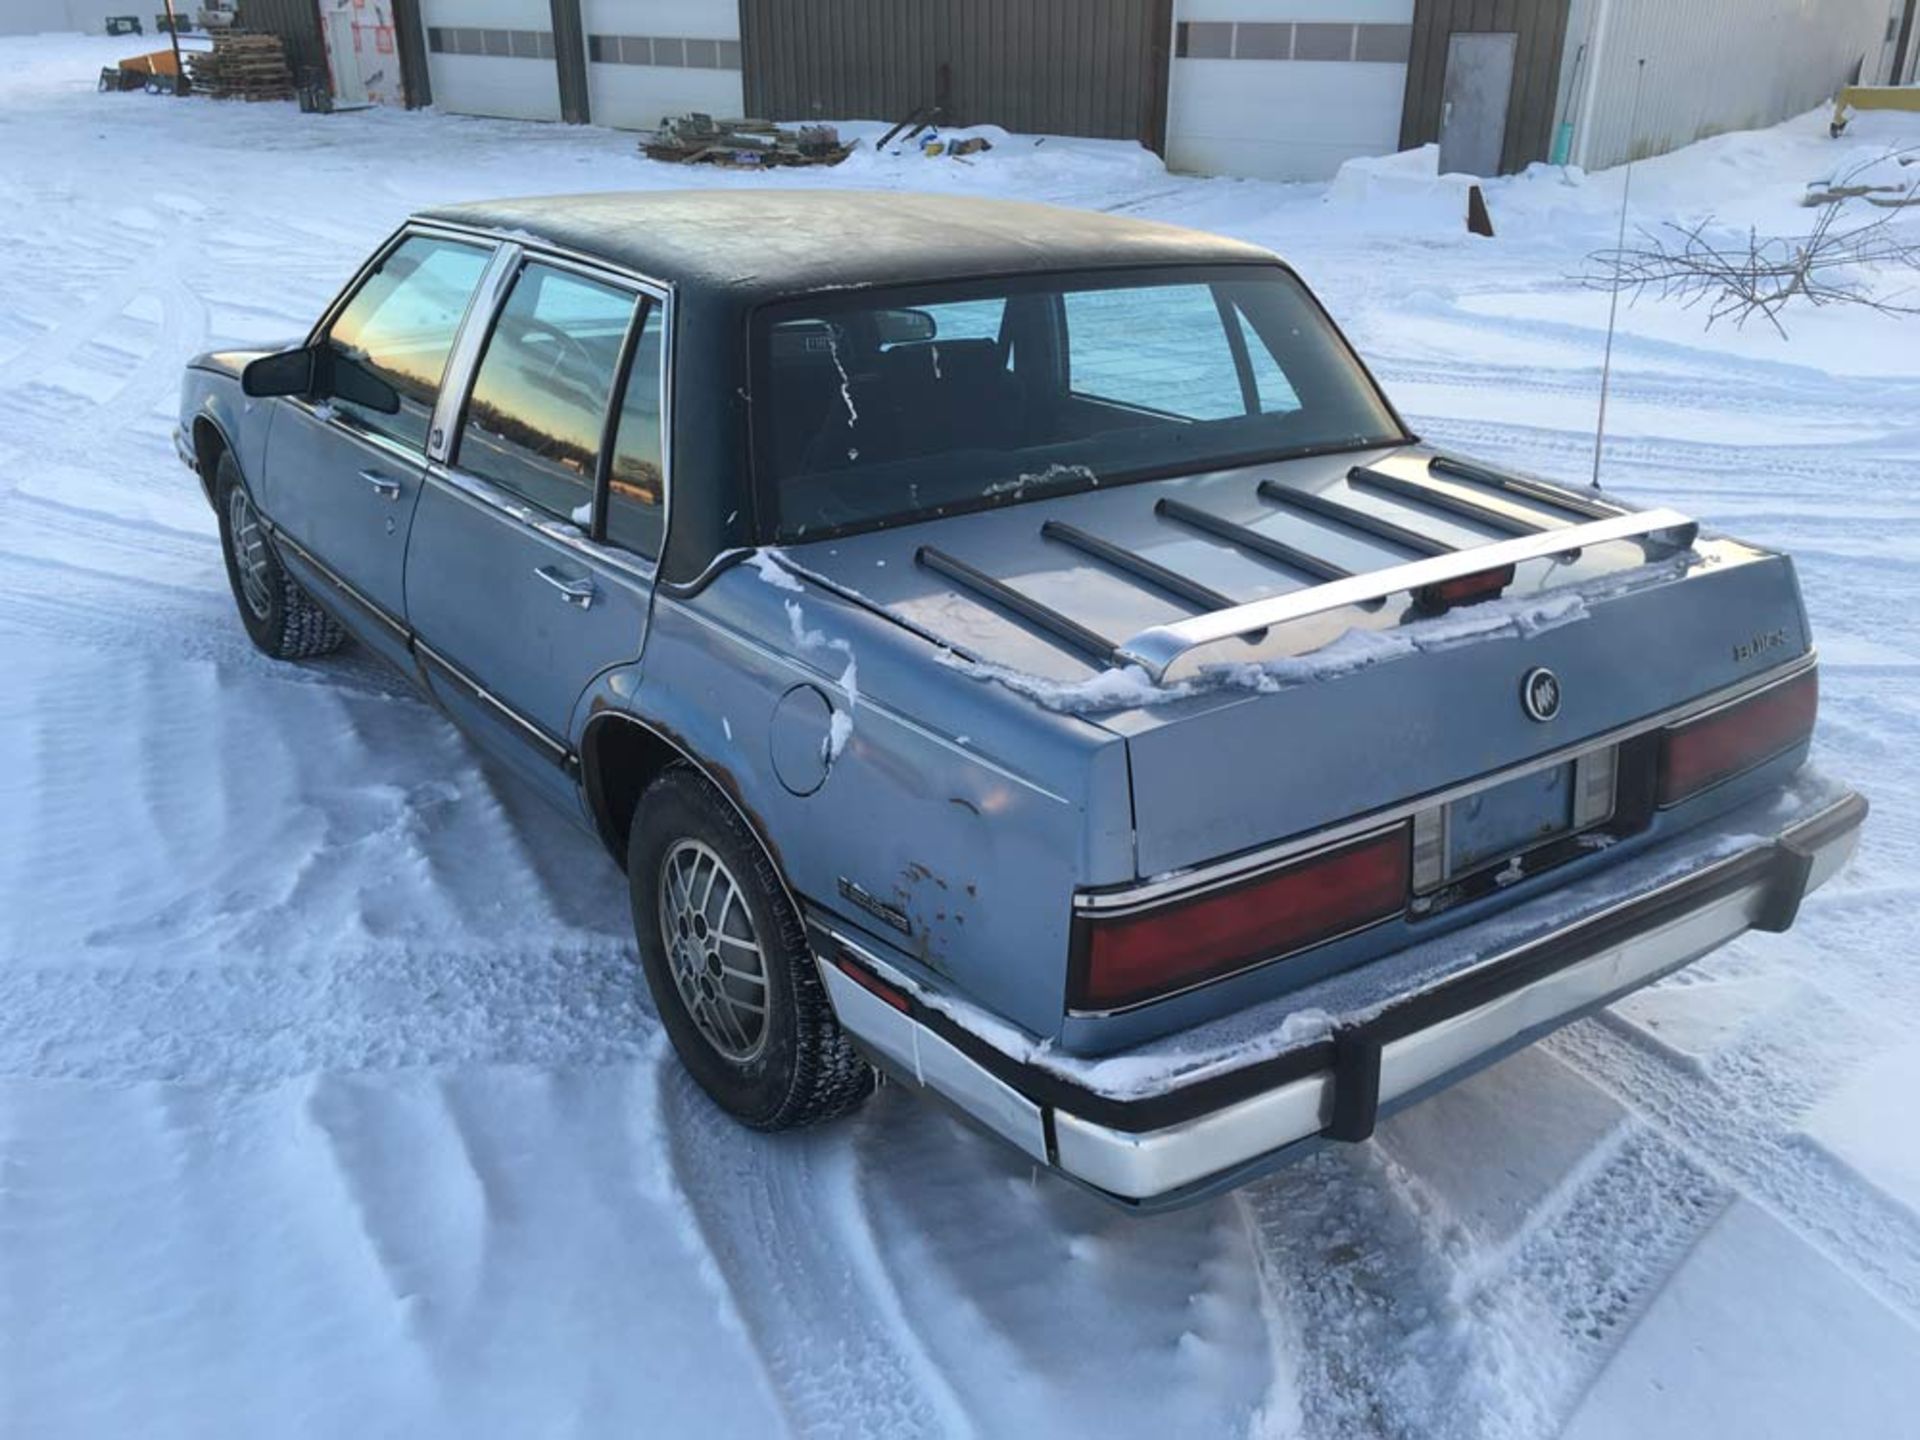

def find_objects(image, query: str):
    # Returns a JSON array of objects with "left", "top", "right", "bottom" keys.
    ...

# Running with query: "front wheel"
[
  {"left": 214, "top": 450, "right": 343, "bottom": 660},
  {"left": 629, "top": 766, "right": 873, "bottom": 1129}
]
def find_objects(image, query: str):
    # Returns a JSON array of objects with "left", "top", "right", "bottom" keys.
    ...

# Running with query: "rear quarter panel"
[{"left": 634, "top": 565, "right": 1133, "bottom": 1036}]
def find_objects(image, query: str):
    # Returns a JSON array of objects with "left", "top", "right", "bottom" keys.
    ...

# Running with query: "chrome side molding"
[{"left": 1115, "top": 507, "right": 1699, "bottom": 681}]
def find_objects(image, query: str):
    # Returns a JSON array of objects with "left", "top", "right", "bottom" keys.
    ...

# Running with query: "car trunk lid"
[{"left": 777, "top": 446, "right": 1807, "bottom": 876}]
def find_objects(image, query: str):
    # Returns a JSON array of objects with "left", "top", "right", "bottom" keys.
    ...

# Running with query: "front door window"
[{"left": 323, "top": 234, "right": 492, "bottom": 449}]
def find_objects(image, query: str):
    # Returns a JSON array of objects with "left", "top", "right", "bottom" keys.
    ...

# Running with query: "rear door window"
[
  {"left": 323, "top": 234, "right": 492, "bottom": 449},
  {"left": 455, "top": 261, "right": 638, "bottom": 524},
  {"left": 604, "top": 303, "right": 666, "bottom": 559}
]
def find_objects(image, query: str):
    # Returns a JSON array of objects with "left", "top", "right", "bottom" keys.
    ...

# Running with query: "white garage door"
[
  {"left": 421, "top": 0, "right": 562, "bottom": 122},
  {"left": 1165, "top": 2, "right": 1414, "bottom": 180},
  {"left": 582, "top": 0, "right": 743, "bottom": 132}
]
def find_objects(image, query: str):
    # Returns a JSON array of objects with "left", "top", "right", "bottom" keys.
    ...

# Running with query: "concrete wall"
[
  {"left": 583, "top": 0, "right": 741, "bottom": 131},
  {"left": 1165, "top": 0, "right": 1415, "bottom": 180},
  {"left": 420, "top": 0, "right": 562, "bottom": 121},
  {"left": 1566, "top": 0, "right": 1897, "bottom": 170}
]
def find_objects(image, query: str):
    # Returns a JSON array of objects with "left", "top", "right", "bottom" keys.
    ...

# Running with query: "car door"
[
  {"left": 405, "top": 253, "right": 668, "bottom": 807},
  {"left": 260, "top": 230, "right": 499, "bottom": 666}
]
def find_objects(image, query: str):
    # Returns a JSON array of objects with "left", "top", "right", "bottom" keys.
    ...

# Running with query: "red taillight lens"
[
  {"left": 1416, "top": 564, "right": 1516, "bottom": 611},
  {"left": 1071, "top": 827, "right": 1409, "bottom": 1012},
  {"left": 1659, "top": 669, "right": 1817, "bottom": 805}
]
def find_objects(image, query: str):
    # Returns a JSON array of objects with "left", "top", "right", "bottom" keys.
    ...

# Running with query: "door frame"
[
  {"left": 406, "top": 239, "right": 676, "bottom": 772},
  {"left": 267, "top": 220, "right": 678, "bottom": 774},
  {"left": 257, "top": 224, "right": 506, "bottom": 654},
  {"left": 1438, "top": 30, "right": 1518, "bottom": 177},
  {"left": 1399, "top": 0, "right": 1572, "bottom": 176}
]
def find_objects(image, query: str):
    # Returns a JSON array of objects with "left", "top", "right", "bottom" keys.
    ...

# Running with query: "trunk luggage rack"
[{"left": 915, "top": 457, "right": 1697, "bottom": 682}]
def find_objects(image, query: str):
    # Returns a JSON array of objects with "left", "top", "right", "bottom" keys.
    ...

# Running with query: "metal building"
[
  {"left": 1555, "top": 0, "right": 1910, "bottom": 172},
  {"left": 46, "top": 0, "right": 1916, "bottom": 182},
  {"left": 741, "top": 0, "right": 1173, "bottom": 149}
]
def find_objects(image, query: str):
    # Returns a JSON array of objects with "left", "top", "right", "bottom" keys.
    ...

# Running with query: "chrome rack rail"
[{"left": 1114, "top": 507, "right": 1699, "bottom": 682}]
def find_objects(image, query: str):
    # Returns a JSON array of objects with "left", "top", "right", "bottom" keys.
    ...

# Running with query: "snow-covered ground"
[{"left": 2, "top": 32, "right": 1917, "bottom": 1438}]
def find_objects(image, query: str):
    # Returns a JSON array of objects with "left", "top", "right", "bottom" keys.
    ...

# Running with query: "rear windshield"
[{"left": 750, "top": 265, "right": 1405, "bottom": 541}]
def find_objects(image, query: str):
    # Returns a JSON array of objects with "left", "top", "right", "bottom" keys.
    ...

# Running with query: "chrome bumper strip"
[{"left": 817, "top": 790, "right": 1865, "bottom": 1206}]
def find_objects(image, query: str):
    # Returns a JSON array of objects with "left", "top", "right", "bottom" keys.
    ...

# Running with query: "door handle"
[
  {"left": 359, "top": 468, "right": 402, "bottom": 501},
  {"left": 535, "top": 565, "right": 596, "bottom": 609}
]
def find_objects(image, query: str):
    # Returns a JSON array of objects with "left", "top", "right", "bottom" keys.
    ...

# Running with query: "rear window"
[{"left": 750, "top": 265, "right": 1404, "bottom": 542}]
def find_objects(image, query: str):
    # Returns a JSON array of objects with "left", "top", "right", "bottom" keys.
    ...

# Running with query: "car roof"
[{"left": 414, "top": 189, "right": 1278, "bottom": 297}]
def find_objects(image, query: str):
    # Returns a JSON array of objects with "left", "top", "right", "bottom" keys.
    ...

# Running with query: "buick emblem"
[{"left": 1522, "top": 667, "right": 1562, "bottom": 723}]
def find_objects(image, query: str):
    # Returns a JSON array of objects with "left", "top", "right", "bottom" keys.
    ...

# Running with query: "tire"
[
  {"left": 629, "top": 765, "right": 874, "bottom": 1129},
  {"left": 214, "top": 449, "right": 344, "bottom": 660}
]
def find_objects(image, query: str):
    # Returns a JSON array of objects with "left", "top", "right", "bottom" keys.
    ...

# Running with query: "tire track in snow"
[
  {"left": 1239, "top": 1145, "right": 1493, "bottom": 1440},
  {"left": 0, "top": 555, "right": 407, "bottom": 703},
  {"left": 1408, "top": 1127, "right": 1728, "bottom": 1439},
  {"left": 1546, "top": 1008, "right": 1920, "bottom": 1326},
  {"left": 659, "top": 1071, "right": 971, "bottom": 1439},
  {"left": 1237, "top": 1056, "right": 1736, "bottom": 1440}
]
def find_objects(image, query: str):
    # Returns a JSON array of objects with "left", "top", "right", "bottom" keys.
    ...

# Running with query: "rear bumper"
[{"left": 814, "top": 785, "right": 1866, "bottom": 1208}]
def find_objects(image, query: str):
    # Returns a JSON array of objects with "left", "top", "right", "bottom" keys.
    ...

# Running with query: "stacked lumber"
[
  {"left": 642, "top": 114, "right": 851, "bottom": 168},
  {"left": 186, "top": 31, "right": 293, "bottom": 102}
]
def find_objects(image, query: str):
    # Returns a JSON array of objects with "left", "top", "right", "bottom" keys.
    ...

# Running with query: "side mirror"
[{"left": 241, "top": 345, "right": 316, "bottom": 398}]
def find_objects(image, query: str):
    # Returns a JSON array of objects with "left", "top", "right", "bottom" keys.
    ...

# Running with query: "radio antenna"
[{"left": 1592, "top": 57, "right": 1647, "bottom": 491}]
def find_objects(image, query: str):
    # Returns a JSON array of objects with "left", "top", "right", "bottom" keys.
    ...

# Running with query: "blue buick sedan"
[{"left": 177, "top": 191, "right": 1863, "bottom": 1207}]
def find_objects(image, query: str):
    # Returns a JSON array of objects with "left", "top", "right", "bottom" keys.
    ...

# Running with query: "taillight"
[
  {"left": 1659, "top": 668, "right": 1817, "bottom": 805},
  {"left": 1415, "top": 564, "right": 1515, "bottom": 612},
  {"left": 1070, "top": 827, "right": 1409, "bottom": 1011}
]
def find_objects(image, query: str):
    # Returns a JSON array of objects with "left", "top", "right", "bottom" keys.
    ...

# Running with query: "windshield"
[{"left": 750, "top": 265, "right": 1406, "bottom": 542}]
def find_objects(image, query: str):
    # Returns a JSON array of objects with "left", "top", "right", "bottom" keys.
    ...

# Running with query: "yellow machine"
[{"left": 1831, "top": 85, "right": 1920, "bottom": 136}]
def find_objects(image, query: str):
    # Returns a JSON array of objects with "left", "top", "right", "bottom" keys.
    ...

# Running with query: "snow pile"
[{"left": 1323, "top": 143, "right": 1479, "bottom": 234}]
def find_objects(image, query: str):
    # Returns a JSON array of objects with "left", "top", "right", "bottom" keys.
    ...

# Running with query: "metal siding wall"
[
  {"left": 393, "top": 0, "right": 433, "bottom": 105},
  {"left": 740, "top": 0, "right": 1166, "bottom": 145},
  {"left": 1572, "top": 0, "right": 1889, "bottom": 170},
  {"left": 1398, "top": 0, "right": 1569, "bottom": 171},
  {"left": 238, "top": 0, "right": 329, "bottom": 81}
]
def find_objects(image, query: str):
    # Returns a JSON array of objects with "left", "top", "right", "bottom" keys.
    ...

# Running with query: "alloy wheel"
[
  {"left": 657, "top": 839, "right": 771, "bottom": 1062},
  {"left": 227, "top": 486, "right": 273, "bottom": 621}
]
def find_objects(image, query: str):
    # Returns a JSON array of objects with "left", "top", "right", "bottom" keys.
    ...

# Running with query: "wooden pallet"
[{"left": 185, "top": 31, "right": 293, "bottom": 101}]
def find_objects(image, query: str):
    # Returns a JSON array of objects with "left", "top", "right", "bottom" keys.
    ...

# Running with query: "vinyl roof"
[{"left": 415, "top": 189, "right": 1279, "bottom": 297}]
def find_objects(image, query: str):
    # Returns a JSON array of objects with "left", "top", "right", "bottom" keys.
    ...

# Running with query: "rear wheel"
[
  {"left": 214, "top": 450, "right": 343, "bottom": 660},
  {"left": 629, "top": 766, "right": 873, "bottom": 1129}
]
